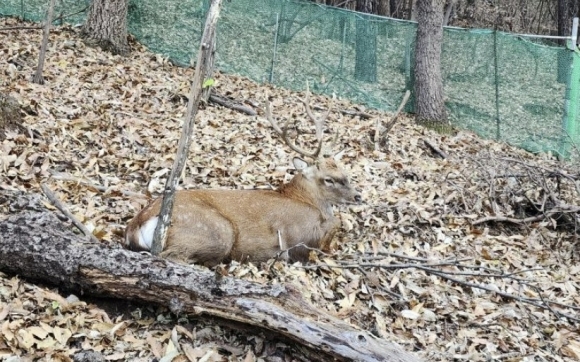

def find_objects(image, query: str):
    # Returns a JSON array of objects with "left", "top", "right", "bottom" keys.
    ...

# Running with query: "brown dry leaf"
[{"left": 147, "top": 333, "right": 164, "bottom": 359}]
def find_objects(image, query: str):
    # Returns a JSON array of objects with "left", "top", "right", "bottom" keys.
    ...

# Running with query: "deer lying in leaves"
[{"left": 124, "top": 94, "right": 361, "bottom": 266}]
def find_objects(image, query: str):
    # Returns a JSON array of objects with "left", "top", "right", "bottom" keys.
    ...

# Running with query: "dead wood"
[
  {"left": 312, "top": 104, "right": 373, "bottom": 119},
  {"left": 48, "top": 170, "right": 148, "bottom": 198},
  {"left": 0, "top": 26, "right": 44, "bottom": 32},
  {"left": 209, "top": 93, "right": 257, "bottom": 115},
  {"left": 0, "top": 192, "right": 421, "bottom": 362},
  {"left": 375, "top": 90, "right": 411, "bottom": 149},
  {"left": 40, "top": 183, "right": 100, "bottom": 244},
  {"left": 423, "top": 139, "right": 448, "bottom": 159},
  {"left": 0, "top": 93, "right": 26, "bottom": 140}
]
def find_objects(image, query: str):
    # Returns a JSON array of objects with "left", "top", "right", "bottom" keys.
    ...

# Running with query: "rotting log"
[{"left": 0, "top": 192, "right": 422, "bottom": 362}]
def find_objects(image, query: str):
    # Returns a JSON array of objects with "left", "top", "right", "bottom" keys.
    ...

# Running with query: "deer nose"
[{"left": 354, "top": 194, "right": 362, "bottom": 203}]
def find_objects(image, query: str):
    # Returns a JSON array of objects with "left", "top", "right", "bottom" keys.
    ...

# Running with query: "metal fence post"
[{"left": 561, "top": 17, "right": 580, "bottom": 158}]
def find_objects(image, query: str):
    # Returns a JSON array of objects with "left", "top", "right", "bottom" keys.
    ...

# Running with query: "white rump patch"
[{"left": 138, "top": 216, "right": 159, "bottom": 250}]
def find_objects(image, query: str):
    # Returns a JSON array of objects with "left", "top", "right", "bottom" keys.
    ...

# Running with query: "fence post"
[
  {"left": 269, "top": 13, "right": 280, "bottom": 83},
  {"left": 561, "top": 17, "right": 580, "bottom": 158}
]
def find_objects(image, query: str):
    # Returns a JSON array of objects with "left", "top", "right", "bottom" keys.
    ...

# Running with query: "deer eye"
[{"left": 324, "top": 177, "right": 334, "bottom": 185}]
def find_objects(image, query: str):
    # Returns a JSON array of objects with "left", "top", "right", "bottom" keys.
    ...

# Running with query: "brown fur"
[{"left": 124, "top": 158, "right": 360, "bottom": 266}]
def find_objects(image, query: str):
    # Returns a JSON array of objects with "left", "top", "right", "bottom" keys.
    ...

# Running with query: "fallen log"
[{"left": 0, "top": 192, "right": 421, "bottom": 362}]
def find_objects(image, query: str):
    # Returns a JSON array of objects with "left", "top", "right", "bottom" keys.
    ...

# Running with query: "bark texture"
[
  {"left": 414, "top": 0, "right": 447, "bottom": 122},
  {"left": 82, "top": 0, "right": 129, "bottom": 56},
  {"left": 0, "top": 192, "right": 422, "bottom": 362},
  {"left": 557, "top": 0, "right": 580, "bottom": 41}
]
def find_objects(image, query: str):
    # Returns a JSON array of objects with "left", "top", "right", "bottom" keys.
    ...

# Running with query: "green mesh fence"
[{"left": 2, "top": 0, "right": 579, "bottom": 157}]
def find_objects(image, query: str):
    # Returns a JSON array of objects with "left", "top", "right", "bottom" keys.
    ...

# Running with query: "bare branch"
[
  {"left": 40, "top": 184, "right": 100, "bottom": 244},
  {"left": 423, "top": 139, "right": 448, "bottom": 159},
  {"left": 375, "top": 90, "right": 411, "bottom": 149},
  {"left": 473, "top": 205, "right": 580, "bottom": 225},
  {"left": 49, "top": 170, "right": 148, "bottom": 199},
  {"left": 302, "top": 260, "right": 580, "bottom": 323}
]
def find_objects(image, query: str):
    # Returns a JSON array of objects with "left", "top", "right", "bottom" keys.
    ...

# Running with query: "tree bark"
[
  {"left": 557, "top": 0, "right": 580, "bottom": 41},
  {"left": 442, "top": 0, "right": 454, "bottom": 26},
  {"left": 81, "top": 0, "right": 129, "bottom": 56},
  {"left": 0, "top": 192, "right": 422, "bottom": 362},
  {"left": 414, "top": 0, "right": 447, "bottom": 122},
  {"left": 377, "top": 0, "right": 389, "bottom": 16},
  {"left": 390, "top": 0, "right": 402, "bottom": 18}
]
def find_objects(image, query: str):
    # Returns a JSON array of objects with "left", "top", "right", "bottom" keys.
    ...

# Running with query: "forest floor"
[{"left": 1, "top": 17, "right": 579, "bottom": 362}]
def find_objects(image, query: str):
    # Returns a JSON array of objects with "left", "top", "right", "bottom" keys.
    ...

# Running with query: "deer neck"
[{"left": 279, "top": 175, "right": 334, "bottom": 219}]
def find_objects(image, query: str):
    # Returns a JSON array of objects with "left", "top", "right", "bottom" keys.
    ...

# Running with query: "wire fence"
[{"left": 2, "top": 0, "right": 579, "bottom": 157}]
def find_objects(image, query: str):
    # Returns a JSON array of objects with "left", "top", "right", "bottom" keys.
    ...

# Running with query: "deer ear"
[
  {"left": 293, "top": 157, "right": 317, "bottom": 179},
  {"left": 292, "top": 157, "right": 309, "bottom": 171}
]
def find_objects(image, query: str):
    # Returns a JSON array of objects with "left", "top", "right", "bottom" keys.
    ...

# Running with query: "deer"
[{"left": 124, "top": 92, "right": 361, "bottom": 267}]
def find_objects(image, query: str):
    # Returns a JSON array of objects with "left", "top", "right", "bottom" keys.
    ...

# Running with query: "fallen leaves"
[{"left": 1, "top": 16, "right": 580, "bottom": 362}]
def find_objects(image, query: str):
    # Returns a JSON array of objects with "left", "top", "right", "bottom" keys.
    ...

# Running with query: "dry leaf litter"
[{"left": 0, "top": 18, "right": 579, "bottom": 362}]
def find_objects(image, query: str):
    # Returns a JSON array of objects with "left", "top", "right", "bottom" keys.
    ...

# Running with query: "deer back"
[
  {"left": 125, "top": 90, "right": 361, "bottom": 265},
  {"left": 124, "top": 158, "right": 360, "bottom": 265}
]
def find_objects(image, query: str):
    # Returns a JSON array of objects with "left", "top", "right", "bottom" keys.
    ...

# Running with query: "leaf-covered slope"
[{"left": 1, "top": 17, "right": 579, "bottom": 361}]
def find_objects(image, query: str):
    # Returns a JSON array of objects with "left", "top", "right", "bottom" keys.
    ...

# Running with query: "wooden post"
[{"left": 150, "top": 0, "right": 223, "bottom": 255}]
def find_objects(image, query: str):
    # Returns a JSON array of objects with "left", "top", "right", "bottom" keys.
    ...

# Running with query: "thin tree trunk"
[
  {"left": 32, "top": 0, "right": 56, "bottom": 84},
  {"left": 443, "top": 0, "right": 454, "bottom": 26},
  {"left": 407, "top": 0, "right": 415, "bottom": 20},
  {"left": 377, "top": 0, "right": 389, "bottom": 16},
  {"left": 81, "top": 0, "right": 129, "bottom": 56},
  {"left": 0, "top": 192, "right": 423, "bottom": 362},
  {"left": 390, "top": 0, "right": 401, "bottom": 17},
  {"left": 414, "top": 0, "right": 447, "bottom": 122},
  {"left": 151, "top": 0, "right": 222, "bottom": 255}
]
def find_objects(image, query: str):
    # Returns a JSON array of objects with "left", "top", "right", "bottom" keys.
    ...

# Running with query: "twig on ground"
[
  {"left": 209, "top": 93, "right": 257, "bottom": 116},
  {"left": 0, "top": 26, "right": 43, "bottom": 32},
  {"left": 423, "top": 139, "right": 448, "bottom": 159},
  {"left": 356, "top": 252, "right": 471, "bottom": 264},
  {"left": 49, "top": 170, "right": 148, "bottom": 198},
  {"left": 473, "top": 205, "right": 580, "bottom": 225},
  {"left": 301, "top": 261, "right": 580, "bottom": 322},
  {"left": 312, "top": 105, "right": 373, "bottom": 119},
  {"left": 40, "top": 184, "right": 100, "bottom": 244}
]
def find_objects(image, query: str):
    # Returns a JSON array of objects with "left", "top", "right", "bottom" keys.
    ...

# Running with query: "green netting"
[
  {"left": 0, "top": 0, "right": 87, "bottom": 25},
  {"left": 2, "top": 0, "right": 579, "bottom": 157}
]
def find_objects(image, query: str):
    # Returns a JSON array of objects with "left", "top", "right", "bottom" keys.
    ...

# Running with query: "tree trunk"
[
  {"left": 556, "top": 0, "right": 580, "bottom": 83},
  {"left": 355, "top": 0, "right": 378, "bottom": 83},
  {"left": 0, "top": 192, "right": 422, "bottom": 362},
  {"left": 390, "top": 0, "right": 402, "bottom": 17},
  {"left": 557, "top": 0, "right": 580, "bottom": 41},
  {"left": 407, "top": 0, "right": 415, "bottom": 20},
  {"left": 81, "top": 0, "right": 129, "bottom": 56},
  {"left": 414, "top": 0, "right": 447, "bottom": 122},
  {"left": 443, "top": 0, "right": 454, "bottom": 26},
  {"left": 377, "top": 0, "right": 389, "bottom": 16}
]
